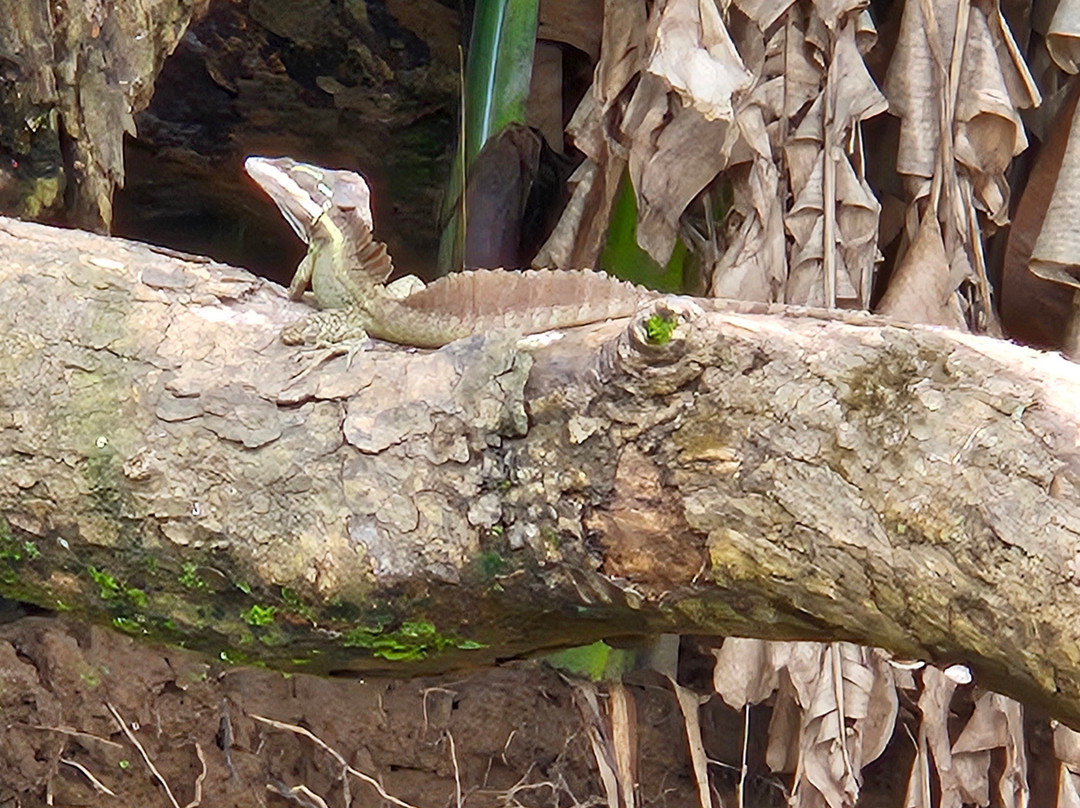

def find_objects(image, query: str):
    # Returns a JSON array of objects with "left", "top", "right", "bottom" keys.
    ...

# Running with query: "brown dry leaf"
[
  {"left": 875, "top": 209, "right": 966, "bottom": 327},
  {"left": 613, "top": 0, "right": 757, "bottom": 264},
  {"left": 544, "top": 1, "right": 892, "bottom": 302},
  {"left": 573, "top": 683, "right": 622, "bottom": 808},
  {"left": 533, "top": 90, "right": 629, "bottom": 269},
  {"left": 915, "top": 666, "right": 963, "bottom": 808},
  {"left": 1048, "top": 0, "right": 1080, "bottom": 74},
  {"left": 538, "top": 0, "right": 603, "bottom": 62},
  {"left": 732, "top": 0, "right": 796, "bottom": 31},
  {"left": 646, "top": 0, "right": 753, "bottom": 122},
  {"left": 903, "top": 725, "right": 933, "bottom": 808},
  {"left": 534, "top": 0, "right": 644, "bottom": 269},
  {"left": 1030, "top": 94, "right": 1080, "bottom": 289},
  {"left": 1061, "top": 767, "right": 1080, "bottom": 808},
  {"left": 711, "top": 636, "right": 783, "bottom": 709},
  {"left": 708, "top": 156, "right": 787, "bottom": 301},
  {"left": 885, "top": 0, "right": 1036, "bottom": 210},
  {"left": 609, "top": 682, "right": 638, "bottom": 808},
  {"left": 783, "top": 14, "right": 887, "bottom": 306},
  {"left": 882, "top": 0, "right": 1038, "bottom": 327},
  {"left": 594, "top": 0, "right": 648, "bottom": 111},
  {"left": 950, "top": 693, "right": 1029, "bottom": 808},
  {"left": 797, "top": 643, "right": 896, "bottom": 808},
  {"left": 956, "top": 9, "right": 1039, "bottom": 224},
  {"left": 766, "top": 673, "right": 803, "bottom": 773},
  {"left": 711, "top": 11, "right": 814, "bottom": 301},
  {"left": 857, "top": 649, "right": 900, "bottom": 765},
  {"left": 811, "top": 0, "right": 873, "bottom": 31},
  {"left": 671, "top": 681, "right": 715, "bottom": 808},
  {"left": 796, "top": 644, "right": 862, "bottom": 808},
  {"left": 1000, "top": 79, "right": 1080, "bottom": 347},
  {"left": 622, "top": 69, "right": 737, "bottom": 262},
  {"left": 714, "top": 641, "right": 899, "bottom": 808},
  {"left": 1059, "top": 723, "right": 1080, "bottom": 808},
  {"left": 1055, "top": 722, "right": 1080, "bottom": 771}
]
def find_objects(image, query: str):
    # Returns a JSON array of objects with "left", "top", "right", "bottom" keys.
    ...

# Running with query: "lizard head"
[{"left": 244, "top": 156, "right": 374, "bottom": 244}]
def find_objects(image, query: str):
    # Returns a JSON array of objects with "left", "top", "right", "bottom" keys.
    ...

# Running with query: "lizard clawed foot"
[
  {"left": 282, "top": 311, "right": 371, "bottom": 385},
  {"left": 284, "top": 339, "right": 370, "bottom": 387}
]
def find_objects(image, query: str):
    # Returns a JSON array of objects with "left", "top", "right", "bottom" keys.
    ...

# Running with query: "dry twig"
[
  {"left": 26, "top": 724, "right": 124, "bottom": 749},
  {"left": 106, "top": 701, "right": 181, "bottom": 808},
  {"left": 446, "top": 730, "right": 462, "bottom": 808},
  {"left": 250, "top": 713, "right": 419, "bottom": 808},
  {"left": 182, "top": 742, "right": 207, "bottom": 808},
  {"left": 60, "top": 758, "right": 116, "bottom": 796}
]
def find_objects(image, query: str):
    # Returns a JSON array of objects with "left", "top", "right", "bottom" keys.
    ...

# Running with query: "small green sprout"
[
  {"left": 87, "top": 567, "right": 121, "bottom": 600},
  {"left": 281, "top": 587, "right": 316, "bottom": 622},
  {"left": 179, "top": 563, "right": 208, "bottom": 590},
  {"left": 241, "top": 604, "right": 276, "bottom": 626},
  {"left": 477, "top": 551, "right": 509, "bottom": 578},
  {"left": 644, "top": 313, "right": 677, "bottom": 345}
]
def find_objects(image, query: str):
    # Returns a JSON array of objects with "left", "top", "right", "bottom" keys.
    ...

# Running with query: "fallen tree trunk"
[{"left": 2, "top": 215, "right": 1079, "bottom": 722}]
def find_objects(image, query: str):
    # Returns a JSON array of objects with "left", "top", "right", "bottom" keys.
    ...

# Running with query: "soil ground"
[
  {"left": 0, "top": 615, "right": 1043, "bottom": 808},
  {"left": 0, "top": 615, "right": 699, "bottom": 807}
]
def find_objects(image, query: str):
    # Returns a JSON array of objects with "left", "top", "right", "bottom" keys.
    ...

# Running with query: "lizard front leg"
[{"left": 287, "top": 247, "right": 318, "bottom": 300}]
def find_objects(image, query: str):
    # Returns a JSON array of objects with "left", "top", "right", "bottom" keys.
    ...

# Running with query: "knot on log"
[{"left": 606, "top": 297, "right": 706, "bottom": 392}]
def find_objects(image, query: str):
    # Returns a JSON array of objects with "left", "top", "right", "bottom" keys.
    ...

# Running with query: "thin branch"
[{"left": 266, "top": 779, "right": 329, "bottom": 808}]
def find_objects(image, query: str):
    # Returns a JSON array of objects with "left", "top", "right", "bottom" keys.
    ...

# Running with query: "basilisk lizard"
[
  {"left": 245, "top": 156, "right": 898, "bottom": 348},
  {"left": 245, "top": 156, "right": 659, "bottom": 348}
]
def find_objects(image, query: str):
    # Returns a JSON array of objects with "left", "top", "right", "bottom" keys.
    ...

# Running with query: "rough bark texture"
[
  {"left": 2, "top": 216, "right": 1080, "bottom": 723},
  {"left": 0, "top": 0, "right": 209, "bottom": 228}
]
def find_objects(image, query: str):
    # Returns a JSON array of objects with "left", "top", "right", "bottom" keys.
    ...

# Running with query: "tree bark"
[
  {"left": 0, "top": 0, "right": 209, "bottom": 229},
  {"left": 2, "top": 215, "right": 1080, "bottom": 723}
]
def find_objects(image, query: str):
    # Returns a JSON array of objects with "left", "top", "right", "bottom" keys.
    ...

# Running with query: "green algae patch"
[
  {"left": 280, "top": 587, "right": 316, "bottom": 623},
  {"left": 475, "top": 550, "right": 510, "bottom": 579},
  {"left": 342, "top": 618, "right": 487, "bottom": 662}
]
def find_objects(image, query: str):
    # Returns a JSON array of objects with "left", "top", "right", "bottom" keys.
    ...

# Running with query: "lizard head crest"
[{"left": 245, "top": 156, "right": 374, "bottom": 243}]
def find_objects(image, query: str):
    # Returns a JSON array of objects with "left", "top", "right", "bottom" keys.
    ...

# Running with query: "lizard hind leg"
[
  {"left": 281, "top": 310, "right": 370, "bottom": 347},
  {"left": 281, "top": 311, "right": 372, "bottom": 385}
]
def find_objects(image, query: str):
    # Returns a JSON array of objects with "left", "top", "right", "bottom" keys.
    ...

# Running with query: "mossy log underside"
[{"left": 2, "top": 216, "right": 1079, "bottom": 723}]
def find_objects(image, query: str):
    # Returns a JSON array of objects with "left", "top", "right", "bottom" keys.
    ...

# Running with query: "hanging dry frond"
[
  {"left": 1048, "top": 0, "right": 1080, "bottom": 74},
  {"left": 882, "top": 0, "right": 1038, "bottom": 329},
  {"left": 1055, "top": 722, "right": 1080, "bottom": 808},
  {"left": 710, "top": 639, "right": 898, "bottom": 808},
  {"left": 951, "top": 692, "right": 1029, "bottom": 808}
]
